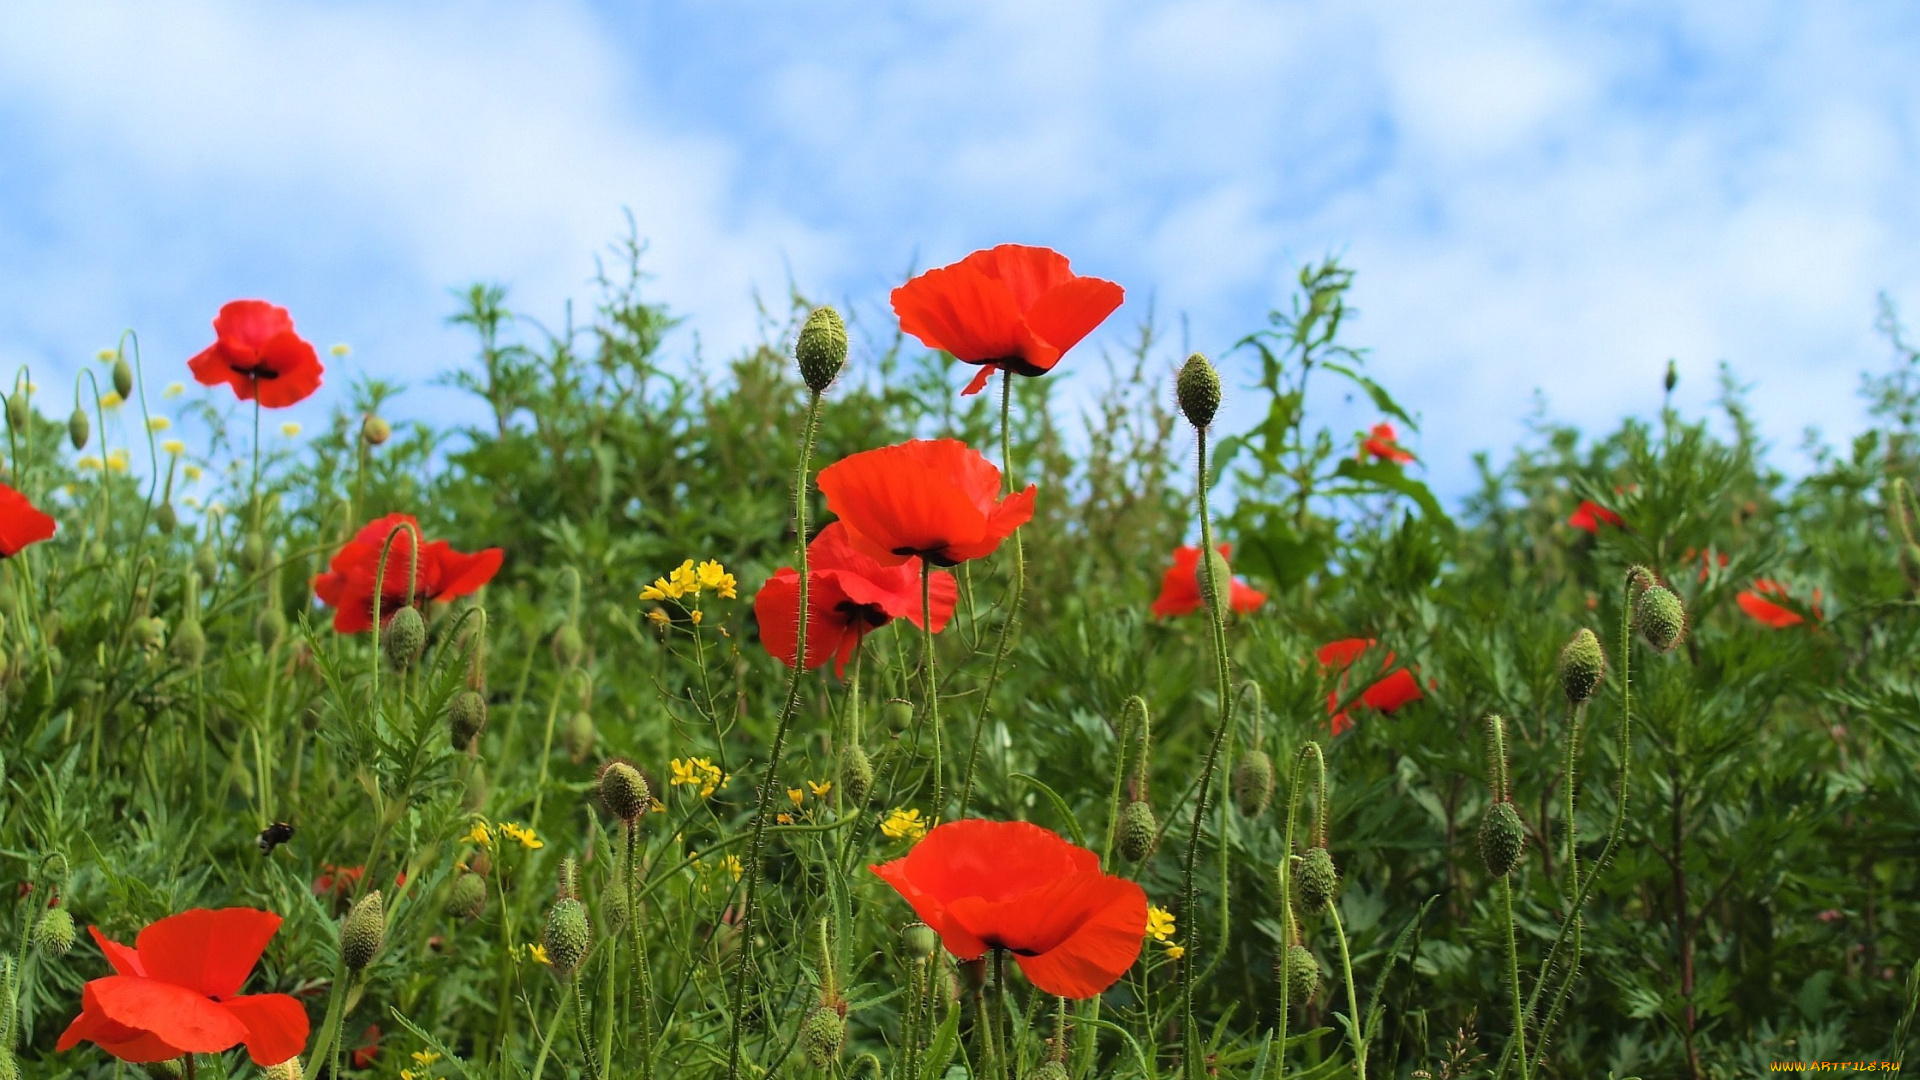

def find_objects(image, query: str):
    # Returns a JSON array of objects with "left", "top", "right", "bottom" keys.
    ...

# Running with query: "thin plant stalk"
[{"left": 957, "top": 369, "right": 1026, "bottom": 817}]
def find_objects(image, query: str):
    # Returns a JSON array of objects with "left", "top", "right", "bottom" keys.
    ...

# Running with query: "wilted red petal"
[
  {"left": 134, "top": 908, "right": 282, "bottom": 1000},
  {"left": 223, "top": 993, "right": 311, "bottom": 1066}
]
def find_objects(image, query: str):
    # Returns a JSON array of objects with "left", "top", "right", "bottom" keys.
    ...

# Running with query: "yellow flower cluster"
[
  {"left": 1146, "top": 905, "right": 1183, "bottom": 958},
  {"left": 670, "top": 757, "right": 726, "bottom": 798},
  {"left": 162, "top": 382, "right": 185, "bottom": 399},
  {"left": 412, "top": 1050, "right": 443, "bottom": 1067},
  {"left": 147, "top": 416, "right": 170, "bottom": 433},
  {"left": 720, "top": 853, "right": 744, "bottom": 881},
  {"left": 162, "top": 439, "right": 186, "bottom": 457},
  {"left": 461, "top": 819, "right": 543, "bottom": 850},
  {"left": 641, "top": 559, "right": 738, "bottom": 602},
  {"left": 880, "top": 807, "right": 927, "bottom": 841}
]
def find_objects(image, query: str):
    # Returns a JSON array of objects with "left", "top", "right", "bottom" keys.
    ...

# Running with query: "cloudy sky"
[{"left": 2, "top": 1, "right": 1917, "bottom": 499}]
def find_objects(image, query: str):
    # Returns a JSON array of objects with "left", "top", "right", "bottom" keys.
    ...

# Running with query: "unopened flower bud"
[
  {"left": 448, "top": 871, "right": 487, "bottom": 920},
  {"left": 68, "top": 408, "right": 89, "bottom": 451},
  {"left": 239, "top": 532, "right": 266, "bottom": 574},
  {"left": 34, "top": 905, "right": 76, "bottom": 958},
  {"left": 1117, "top": 799, "right": 1158, "bottom": 862},
  {"left": 265, "top": 1059, "right": 304, "bottom": 1080},
  {"left": 881, "top": 698, "right": 914, "bottom": 732},
  {"left": 112, "top": 356, "right": 134, "bottom": 400},
  {"left": 565, "top": 710, "right": 596, "bottom": 763},
  {"left": 143, "top": 1060, "right": 186, "bottom": 1080},
  {"left": 1635, "top": 584, "right": 1686, "bottom": 652},
  {"left": 40, "top": 852, "right": 69, "bottom": 888},
  {"left": 5, "top": 393, "right": 26, "bottom": 433},
  {"left": 448, "top": 689, "right": 488, "bottom": 748},
  {"left": 1203, "top": 547, "right": 1233, "bottom": 612},
  {"left": 256, "top": 607, "right": 287, "bottom": 651},
  {"left": 134, "top": 615, "right": 167, "bottom": 651},
  {"left": 155, "top": 501, "right": 177, "bottom": 535},
  {"left": 543, "top": 897, "right": 591, "bottom": 975},
  {"left": 1293, "top": 846, "right": 1339, "bottom": 915},
  {"left": 1558, "top": 628, "right": 1605, "bottom": 705},
  {"left": 1176, "top": 352, "right": 1222, "bottom": 429},
  {"left": 1664, "top": 358, "right": 1678, "bottom": 394},
  {"left": 194, "top": 543, "right": 219, "bottom": 585},
  {"left": 361, "top": 414, "right": 392, "bottom": 446},
  {"left": 599, "top": 761, "right": 650, "bottom": 821},
  {"left": 796, "top": 305, "right": 849, "bottom": 394},
  {"left": 838, "top": 744, "right": 873, "bottom": 807},
  {"left": 1028, "top": 1064, "right": 1070, "bottom": 1080},
  {"left": 1279, "top": 944, "right": 1318, "bottom": 1007},
  {"left": 383, "top": 606, "right": 427, "bottom": 669},
  {"left": 553, "top": 624, "right": 585, "bottom": 668},
  {"left": 1477, "top": 801, "right": 1526, "bottom": 876},
  {"left": 1230, "top": 748, "right": 1273, "bottom": 817},
  {"left": 801, "top": 1004, "right": 846, "bottom": 1069},
  {"left": 903, "top": 922, "right": 939, "bottom": 958},
  {"left": 341, "top": 890, "right": 385, "bottom": 970},
  {"left": 172, "top": 619, "right": 206, "bottom": 665}
]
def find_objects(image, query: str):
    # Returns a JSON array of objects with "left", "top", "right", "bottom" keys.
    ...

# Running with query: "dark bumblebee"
[{"left": 257, "top": 821, "right": 296, "bottom": 854}]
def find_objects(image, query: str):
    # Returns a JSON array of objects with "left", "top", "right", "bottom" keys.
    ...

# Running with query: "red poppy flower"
[
  {"left": 817, "top": 439, "right": 1036, "bottom": 567},
  {"left": 351, "top": 1023, "right": 381, "bottom": 1068},
  {"left": 870, "top": 819, "right": 1147, "bottom": 999},
  {"left": 1149, "top": 544, "right": 1266, "bottom": 617},
  {"left": 1359, "top": 422, "right": 1414, "bottom": 465},
  {"left": 1318, "top": 638, "right": 1424, "bottom": 736},
  {"left": 0, "top": 483, "right": 56, "bottom": 557},
  {"left": 1685, "top": 548, "right": 1729, "bottom": 582},
  {"left": 891, "top": 245, "right": 1125, "bottom": 396},
  {"left": 755, "top": 522, "right": 959, "bottom": 676},
  {"left": 57, "top": 908, "right": 309, "bottom": 1066},
  {"left": 311, "top": 513, "right": 503, "bottom": 634},
  {"left": 312, "top": 865, "right": 365, "bottom": 897},
  {"left": 1737, "top": 579, "right": 1821, "bottom": 629},
  {"left": 187, "top": 300, "right": 324, "bottom": 409},
  {"left": 1568, "top": 500, "right": 1624, "bottom": 534}
]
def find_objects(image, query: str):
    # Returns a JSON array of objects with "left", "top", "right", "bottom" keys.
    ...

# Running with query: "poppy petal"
[
  {"left": 0, "top": 484, "right": 57, "bottom": 557},
  {"left": 1006, "top": 877, "right": 1148, "bottom": 999},
  {"left": 58, "top": 987, "right": 186, "bottom": 1063},
  {"left": 210, "top": 300, "right": 297, "bottom": 350},
  {"left": 892, "top": 264, "right": 1036, "bottom": 364},
  {"left": 134, "top": 907, "right": 282, "bottom": 1000},
  {"left": 1316, "top": 638, "right": 1375, "bottom": 669},
  {"left": 222, "top": 993, "right": 311, "bottom": 1066},
  {"left": 89, "top": 975, "right": 249, "bottom": 1054},
  {"left": 870, "top": 856, "right": 989, "bottom": 961},
  {"left": 963, "top": 245, "right": 1077, "bottom": 310},
  {"left": 1361, "top": 668, "right": 1423, "bottom": 712},
  {"left": 431, "top": 544, "right": 505, "bottom": 600},
  {"left": 1023, "top": 276, "right": 1125, "bottom": 358},
  {"left": 1228, "top": 580, "right": 1267, "bottom": 613},
  {"left": 960, "top": 365, "right": 996, "bottom": 396},
  {"left": 89, "top": 926, "right": 146, "bottom": 977}
]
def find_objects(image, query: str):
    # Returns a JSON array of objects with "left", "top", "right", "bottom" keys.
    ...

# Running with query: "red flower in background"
[
  {"left": 1687, "top": 548, "right": 1729, "bottom": 582},
  {"left": 1318, "top": 638, "right": 1424, "bottom": 736},
  {"left": 57, "top": 908, "right": 308, "bottom": 1066},
  {"left": 1568, "top": 500, "right": 1624, "bottom": 534},
  {"left": 755, "top": 521, "right": 959, "bottom": 676},
  {"left": 0, "top": 483, "right": 56, "bottom": 557},
  {"left": 187, "top": 301, "right": 324, "bottom": 409},
  {"left": 817, "top": 439, "right": 1036, "bottom": 567},
  {"left": 311, "top": 513, "right": 503, "bottom": 634},
  {"left": 1150, "top": 544, "right": 1266, "bottom": 617},
  {"left": 1737, "top": 579, "right": 1822, "bottom": 629},
  {"left": 1359, "top": 423, "right": 1414, "bottom": 465},
  {"left": 871, "top": 820, "right": 1146, "bottom": 999},
  {"left": 891, "top": 245, "right": 1125, "bottom": 396},
  {"left": 351, "top": 1023, "right": 381, "bottom": 1068}
]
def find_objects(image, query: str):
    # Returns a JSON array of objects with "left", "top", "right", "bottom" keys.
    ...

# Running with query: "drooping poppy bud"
[
  {"left": 67, "top": 407, "right": 89, "bottom": 451},
  {"left": 1635, "top": 585, "right": 1686, "bottom": 652},
  {"left": 599, "top": 761, "right": 650, "bottom": 822},
  {"left": 1117, "top": 799, "right": 1158, "bottom": 862},
  {"left": 256, "top": 607, "right": 288, "bottom": 651},
  {"left": 194, "top": 543, "right": 220, "bottom": 585},
  {"left": 5, "top": 393, "right": 26, "bottom": 433},
  {"left": 543, "top": 897, "right": 591, "bottom": 976},
  {"left": 155, "top": 501, "right": 177, "bottom": 535},
  {"left": 361, "top": 414, "right": 392, "bottom": 446},
  {"left": 565, "top": 710, "right": 596, "bottom": 763},
  {"left": 553, "top": 624, "right": 585, "bottom": 668},
  {"left": 1477, "top": 802, "right": 1526, "bottom": 876},
  {"left": 1176, "top": 352, "right": 1222, "bottom": 429},
  {"left": 34, "top": 905, "right": 76, "bottom": 958},
  {"left": 239, "top": 531, "right": 267, "bottom": 574},
  {"left": 1558, "top": 628, "right": 1605, "bottom": 705},
  {"left": 173, "top": 618, "right": 207, "bottom": 664},
  {"left": 111, "top": 357, "right": 134, "bottom": 400},
  {"left": 448, "top": 871, "right": 487, "bottom": 920},
  {"left": 1230, "top": 748, "right": 1274, "bottom": 817},
  {"left": 838, "top": 744, "right": 873, "bottom": 807},
  {"left": 1279, "top": 944, "right": 1318, "bottom": 1007},
  {"left": 796, "top": 306, "right": 849, "bottom": 394},
  {"left": 801, "top": 1004, "right": 846, "bottom": 1069},
  {"left": 342, "top": 890, "right": 386, "bottom": 970},
  {"left": 1293, "top": 847, "right": 1339, "bottom": 915},
  {"left": 383, "top": 605, "right": 427, "bottom": 669},
  {"left": 448, "top": 689, "right": 488, "bottom": 748}
]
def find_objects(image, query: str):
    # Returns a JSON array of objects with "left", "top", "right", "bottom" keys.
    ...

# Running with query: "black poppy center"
[
  {"left": 834, "top": 600, "right": 890, "bottom": 629},
  {"left": 231, "top": 362, "right": 282, "bottom": 381},
  {"left": 893, "top": 545, "right": 959, "bottom": 568},
  {"left": 988, "top": 354, "right": 1048, "bottom": 378}
]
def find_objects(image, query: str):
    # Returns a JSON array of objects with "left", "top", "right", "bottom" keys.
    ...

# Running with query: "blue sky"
[{"left": 2, "top": 1, "right": 1918, "bottom": 500}]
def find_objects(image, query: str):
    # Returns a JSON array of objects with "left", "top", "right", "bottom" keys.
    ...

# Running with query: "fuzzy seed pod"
[
  {"left": 239, "top": 532, "right": 266, "bottom": 574},
  {"left": 801, "top": 1004, "right": 847, "bottom": 1070},
  {"left": 543, "top": 897, "right": 591, "bottom": 975},
  {"left": 1294, "top": 847, "right": 1339, "bottom": 915},
  {"left": 1558, "top": 628, "right": 1605, "bottom": 705},
  {"left": 599, "top": 761, "right": 650, "bottom": 821},
  {"left": 133, "top": 616, "right": 167, "bottom": 651},
  {"left": 265, "top": 1059, "right": 304, "bottom": 1080},
  {"left": 194, "top": 543, "right": 219, "bottom": 585},
  {"left": 903, "top": 922, "right": 939, "bottom": 958},
  {"left": 448, "top": 871, "right": 488, "bottom": 920},
  {"left": 838, "top": 744, "right": 873, "bottom": 807},
  {"left": 341, "top": 890, "right": 385, "bottom": 970},
  {"left": 256, "top": 607, "right": 287, "bottom": 651},
  {"left": 142, "top": 1061, "right": 186, "bottom": 1080},
  {"left": 0, "top": 1049, "right": 16, "bottom": 1080},
  {"left": 1176, "top": 352, "right": 1222, "bottom": 429},
  {"left": 68, "top": 407, "right": 89, "bottom": 451},
  {"left": 1117, "top": 799, "right": 1158, "bottom": 862},
  {"left": 602, "top": 878, "right": 632, "bottom": 936},
  {"left": 796, "top": 306, "right": 849, "bottom": 394},
  {"left": 4, "top": 393, "right": 26, "bottom": 433},
  {"left": 1477, "top": 801, "right": 1527, "bottom": 876},
  {"left": 881, "top": 698, "right": 914, "bottom": 732},
  {"left": 565, "top": 710, "right": 596, "bottom": 763},
  {"left": 35, "top": 905, "right": 76, "bottom": 958},
  {"left": 1027, "top": 1064, "right": 1070, "bottom": 1080},
  {"left": 383, "top": 605, "right": 427, "bottom": 669},
  {"left": 1230, "top": 748, "right": 1274, "bottom": 817},
  {"left": 1635, "top": 584, "right": 1686, "bottom": 652},
  {"left": 361, "top": 414, "right": 392, "bottom": 446},
  {"left": 155, "top": 501, "right": 177, "bottom": 535},
  {"left": 448, "top": 689, "right": 488, "bottom": 748},
  {"left": 1278, "top": 944, "right": 1318, "bottom": 1008},
  {"left": 552, "top": 624, "right": 585, "bottom": 667},
  {"left": 172, "top": 619, "right": 206, "bottom": 665},
  {"left": 112, "top": 356, "right": 134, "bottom": 399}
]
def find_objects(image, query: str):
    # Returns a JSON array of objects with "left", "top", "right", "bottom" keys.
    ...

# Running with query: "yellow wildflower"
[
  {"left": 162, "top": 382, "right": 185, "bottom": 399},
  {"left": 412, "top": 1050, "right": 443, "bottom": 1066},
  {"left": 147, "top": 416, "right": 171, "bottom": 432},
  {"left": 462, "top": 821, "right": 494, "bottom": 848},
  {"left": 527, "top": 943, "right": 550, "bottom": 965},
  {"left": 881, "top": 807, "right": 928, "bottom": 842},
  {"left": 646, "top": 608, "right": 671, "bottom": 626},
  {"left": 329, "top": 343, "right": 352, "bottom": 358},
  {"left": 100, "top": 391, "right": 123, "bottom": 409},
  {"left": 690, "top": 609, "right": 704, "bottom": 626},
  {"left": 668, "top": 559, "right": 699, "bottom": 595},
  {"left": 650, "top": 799, "right": 667, "bottom": 814},
  {"left": 721, "top": 854, "right": 743, "bottom": 881},
  {"left": 96, "top": 348, "right": 116, "bottom": 362},
  {"left": 500, "top": 822, "right": 543, "bottom": 849},
  {"left": 808, "top": 780, "right": 833, "bottom": 798},
  {"left": 1164, "top": 944, "right": 1186, "bottom": 960},
  {"left": 280, "top": 422, "right": 302, "bottom": 438},
  {"left": 106, "top": 449, "right": 130, "bottom": 473},
  {"left": 776, "top": 812, "right": 794, "bottom": 825},
  {"left": 77, "top": 456, "right": 102, "bottom": 471},
  {"left": 788, "top": 787, "right": 805, "bottom": 808},
  {"left": 184, "top": 464, "right": 203, "bottom": 482},
  {"left": 402, "top": 1071, "right": 420, "bottom": 1080},
  {"left": 697, "top": 560, "right": 737, "bottom": 600},
  {"left": 640, "top": 576, "right": 677, "bottom": 602},
  {"left": 670, "top": 757, "right": 724, "bottom": 799},
  {"left": 161, "top": 439, "right": 185, "bottom": 457},
  {"left": 1146, "top": 906, "right": 1175, "bottom": 942}
]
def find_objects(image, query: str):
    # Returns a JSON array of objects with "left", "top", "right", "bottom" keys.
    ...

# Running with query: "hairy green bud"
[
  {"left": 796, "top": 306, "right": 849, "bottom": 394},
  {"left": 599, "top": 761, "right": 650, "bottom": 821},
  {"left": 448, "top": 871, "right": 487, "bottom": 920},
  {"left": 194, "top": 543, "right": 219, "bottom": 585},
  {"left": 34, "top": 905, "right": 76, "bottom": 958},
  {"left": 1117, "top": 799, "right": 1158, "bottom": 862},
  {"left": 40, "top": 852, "right": 69, "bottom": 888},
  {"left": 112, "top": 356, "right": 134, "bottom": 400},
  {"left": 801, "top": 1004, "right": 847, "bottom": 1070},
  {"left": 838, "top": 744, "right": 873, "bottom": 807},
  {"left": 903, "top": 922, "right": 939, "bottom": 959},
  {"left": 565, "top": 709, "right": 596, "bottom": 763},
  {"left": 1230, "top": 748, "right": 1273, "bottom": 817},
  {"left": 1279, "top": 944, "right": 1318, "bottom": 1008},
  {"left": 4, "top": 392, "right": 25, "bottom": 433},
  {"left": 448, "top": 689, "right": 488, "bottom": 748},
  {"left": 1477, "top": 801, "right": 1526, "bottom": 877},
  {"left": 552, "top": 624, "right": 585, "bottom": 668},
  {"left": 881, "top": 698, "right": 914, "bottom": 732},
  {"left": 172, "top": 618, "right": 206, "bottom": 665},
  {"left": 1294, "top": 847, "right": 1339, "bottom": 915},
  {"left": 543, "top": 897, "right": 591, "bottom": 975},
  {"left": 361, "top": 414, "right": 392, "bottom": 446},
  {"left": 1027, "top": 1064, "right": 1070, "bottom": 1080},
  {"left": 133, "top": 615, "right": 167, "bottom": 651},
  {"left": 239, "top": 531, "right": 266, "bottom": 574},
  {"left": 155, "top": 501, "right": 177, "bottom": 535},
  {"left": 265, "top": 1059, "right": 304, "bottom": 1080},
  {"left": 1558, "top": 628, "right": 1605, "bottom": 705},
  {"left": 1176, "top": 352, "right": 1222, "bottom": 429},
  {"left": 143, "top": 1060, "right": 185, "bottom": 1080},
  {"left": 383, "top": 605, "right": 426, "bottom": 669},
  {"left": 256, "top": 607, "right": 287, "bottom": 651},
  {"left": 1635, "top": 584, "right": 1686, "bottom": 652},
  {"left": 68, "top": 407, "right": 89, "bottom": 450},
  {"left": 341, "top": 890, "right": 385, "bottom": 971},
  {"left": 1203, "top": 546, "right": 1233, "bottom": 611}
]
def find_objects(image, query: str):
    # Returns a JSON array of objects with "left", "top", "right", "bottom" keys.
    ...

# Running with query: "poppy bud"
[
  {"left": 553, "top": 624, "right": 585, "bottom": 668},
  {"left": 194, "top": 543, "right": 219, "bottom": 585},
  {"left": 599, "top": 761, "right": 650, "bottom": 821},
  {"left": 40, "top": 852, "right": 69, "bottom": 888},
  {"left": 902, "top": 922, "right": 938, "bottom": 958},
  {"left": 383, "top": 606, "right": 427, "bottom": 669},
  {"left": 603, "top": 878, "right": 632, "bottom": 936},
  {"left": 1027, "top": 1063, "right": 1070, "bottom": 1080},
  {"left": 448, "top": 689, "right": 488, "bottom": 748},
  {"left": 796, "top": 305, "right": 849, "bottom": 394},
  {"left": 145, "top": 1061, "right": 187, "bottom": 1080},
  {"left": 1664, "top": 359, "right": 1678, "bottom": 394},
  {"left": 68, "top": 407, "right": 89, "bottom": 450},
  {"left": 565, "top": 709, "right": 596, "bottom": 763},
  {"left": 838, "top": 744, "right": 873, "bottom": 807},
  {"left": 0, "top": 1051, "right": 17, "bottom": 1080},
  {"left": 172, "top": 618, "right": 206, "bottom": 665},
  {"left": 1634, "top": 584, "right": 1686, "bottom": 652},
  {"left": 155, "top": 501, "right": 177, "bottom": 535},
  {"left": 341, "top": 889, "right": 385, "bottom": 970},
  {"left": 1293, "top": 846, "right": 1339, "bottom": 915},
  {"left": 239, "top": 531, "right": 267, "bottom": 574},
  {"left": 134, "top": 615, "right": 167, "bottom": 651},
  {"left": 1558, "top": 628, "right": 1605, "bottom": 705},
  {"left": 112, "top": 356, "right": 134, "bottom": 400},
  {"left": 1117, "top": 799, "right": 1158, "bottom": 862},
  {"left": 470, "top": 847, "right": 493, "bottom": 878},
  {"left": 1176, "top": 352, "right": 1222, "bottom": 429},
  {"left": 1203, "top": 547, "right": 1233, "bottom": 611},
  {"left": 1279, "top": 944, "right": 1318, "bottom": 1008},
  {"left": 362, "top": 414, "right": 392, "bottom": 446},
  {"left": 5, "top": 393, "right": 27, "bottom": 433},
  {"left": 1230, "top": 748, "right": 1273, "bottom": 817},
  {"left": 543, "top": 897, "right": 591, "bottom": 975},
  {"left": 801, "top": 1004, "right": 846, "bottom": 1069},
  {"left": 1477, "top": 801, "right": 1526, "bottom": 877},
  {"left": 266, "top": 1060, "right": 304, "bottom": 1080},
  {"left": 34, "top": 905, "right": 76, "bottom": 958},
  {"left": 959, "top": 956, "right": 988, "bottom": 992},
  {"left": 256, "top": 607, "right": 287, "bottom": 651},
  {"left": 448, "top": 871, "right": 488, "bottom": 920},
  {"left": 881, "top": 698, "right": 914, "bottom": 732}
]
